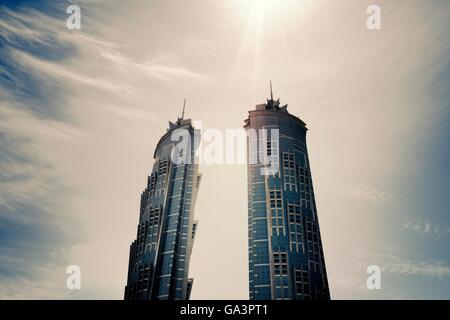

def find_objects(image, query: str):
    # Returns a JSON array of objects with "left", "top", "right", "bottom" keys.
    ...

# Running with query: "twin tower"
[{"left": 124, "top": 89, "right": 330, "bottom": 300}]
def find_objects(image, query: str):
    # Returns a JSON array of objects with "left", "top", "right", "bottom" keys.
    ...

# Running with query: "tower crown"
[
  {"left": 169, "top": 99, "right": 191, "bottom": 130},
  {"left": 265, "top": 81, "right": 288, "bottom": 112}
]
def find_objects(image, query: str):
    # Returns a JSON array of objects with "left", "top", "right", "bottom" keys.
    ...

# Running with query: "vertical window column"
[
  {"left": 269, "top": 190, "right": 285, "bottom": 236},
  {"left": 273, "top": 251, "right": 289, "bottom": 299},
  {"left": 283, "top": 152, "right": 297, "bottom": 192}
]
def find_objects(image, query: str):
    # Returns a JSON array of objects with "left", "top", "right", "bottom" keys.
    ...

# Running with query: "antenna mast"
[
  {"left": 270, "top": 80, "right": 273, "bottom": 100},
  {"left": 181, "top": 98, "right": 186, "bottom": 120}
]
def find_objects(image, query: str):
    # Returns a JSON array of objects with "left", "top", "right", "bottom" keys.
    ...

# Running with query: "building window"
[
  {"left": 283, "top": 152, "right": 297, "bottom": 192},
  {"left": 269, "top": 189, "right": 285, "bottom": 236},
  {"left": 299, "top": 165, "right": 312, "bottom": 208},
  {"left": 273, "top": 251, "right": 289, "bottom": 299},
  {"left": 295, "top": 268, "right": 310, "bottom": 298},
  {"left": 288, "top": 202, "right": 304, "bottom": 253}
]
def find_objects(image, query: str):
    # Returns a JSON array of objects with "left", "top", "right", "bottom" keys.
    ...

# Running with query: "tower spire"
[
  {"left": 270, "top": 80, "right": 273, "bottom": 100},
  {"left": 181, "top": 98, "right": 186, "bottom": 120}
]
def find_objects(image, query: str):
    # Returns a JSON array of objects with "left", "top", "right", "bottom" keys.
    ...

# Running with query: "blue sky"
[{"left": 0, "top": 0, "right": 449, "bottom": 299}]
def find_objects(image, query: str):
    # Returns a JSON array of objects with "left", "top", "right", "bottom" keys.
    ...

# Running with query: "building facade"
[
  {"left": 244, "top": 90, "right": 330, "bottom": 300},
  {"left": 124, "top": 116, "right": 201, "bottom": 300}
]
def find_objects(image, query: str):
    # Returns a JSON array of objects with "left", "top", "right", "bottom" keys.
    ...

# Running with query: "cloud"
[
  {"left": 0, "top": 0, "right": 449, "bottom": 300},
  {"left": 0, "top": 0, "right": 210, "bottom": 299},
  {"left": 0, "top": 204, "right": 77, "bottom": 299},
  {"left": 342, "top": 183, "right": 391, "bottom": 205},
  {"left": 0, "top": 92, "right": 85, "bottom": 298},
  {"left": 0, "top": 3, "right": 98, "bottom": 298},
  {"left": 327, "top": 251, "right": 450, "bottom": 299},
  {"left": 0, "top": 99, "right": 82, "bottom": 208},
  {"left": 99, "top": 49, "right": 208, "bottom": 82},
  {"left": 0, "top": 4, "right": 207, "bottom": 106},
  {"left": 401, "top": 220, "right": 450, "bottom": 237},
  {"left": 13, "top": 49, "right": 136, "bottom": 94},
  {"left": 385, "top": 260, "right": 450, "bottom": 280}
]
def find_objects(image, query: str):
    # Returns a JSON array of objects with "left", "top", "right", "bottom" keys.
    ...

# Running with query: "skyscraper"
[
  {"left": 244, "top": 85, "right": 330, "bottom": 300},
  {"left": 124, "top": 112, "right": 201, "bottom": 300}
]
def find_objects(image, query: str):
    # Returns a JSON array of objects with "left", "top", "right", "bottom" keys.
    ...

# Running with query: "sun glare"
[
  {"left": 229, "top": 0, "right": 298, "bottom": 88},
  {"left": 233, "top": 0, "right": 297, "bottom": 20},
  {"left": 249, "top": 0, "right": 296, "bottom": 15}
]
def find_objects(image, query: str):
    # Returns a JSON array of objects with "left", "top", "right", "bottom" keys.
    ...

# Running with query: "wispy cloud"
[
  {"left": 342, "top": 183, "right": 391, "bottom": 205},
  {"left": 1, "top": 0, "right": 449, "bottom": 300},
  {"left": 327, "top": 251, "right": 450, "bottom": 299},
  {"left": 0, "top": 5, "right": 208, "bottom": 103},
  {"left": 385, "top": 259, "right": 450, "bottom": 280},
  {"left": 0, "top": 88, "right": 84, "bottom": 298},
  {"left": 401, "top": 220, "right": 450, "bottom": 237},
  {"left": 0, "top": 0, "right": 210, "bottom": 299},
  {"left": 0, "top": 96, "right": 83, "bottom": 208},
  {"left": 99, "top": 49, "right": 208, "bottom": 83},
  {"left": 12, "top": 49, "right": 136, "bottom": 95}
]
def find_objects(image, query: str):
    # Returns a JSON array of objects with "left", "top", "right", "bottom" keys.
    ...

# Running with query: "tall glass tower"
[
  {"left": 244, "top": 86, "right": 330, "bottom": 300},
  {"left": 124, "top": 114, "right": 201, "bottom": 300}
]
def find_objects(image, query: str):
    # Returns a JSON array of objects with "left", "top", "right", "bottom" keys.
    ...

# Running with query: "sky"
[{"left": 0, "top": 0, "right": 449, "bottom": 299}]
